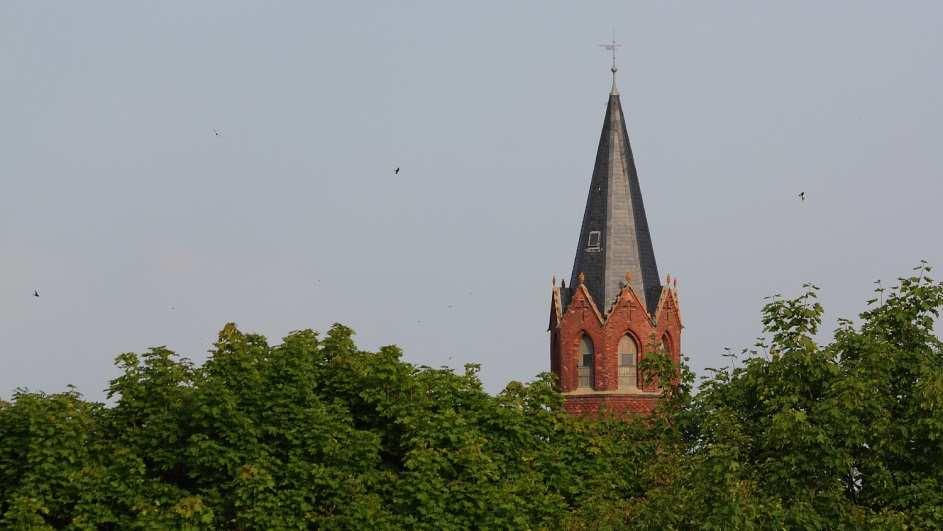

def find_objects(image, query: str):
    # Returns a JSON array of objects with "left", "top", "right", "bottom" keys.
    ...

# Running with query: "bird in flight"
[
  {"left": 394, "top": 167, "right": 400, "bottom": 175},
  {"left": 33, "top": 290, "right": 39, "bottom": 298},
  {"left": 798, "top": 192, "right": 805, "bottom": 202},
  {"left": 213, "top": 129, "right": 222, "bottom": 137}
]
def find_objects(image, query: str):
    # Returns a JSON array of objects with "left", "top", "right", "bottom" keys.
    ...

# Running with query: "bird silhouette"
[
  {"left": 799, "top": 192, "right": 805, "bottom": 201},
  {"left": 394, "top": 167, "right": 400, "bottom": 175},
  {"left": 33, "top": 290, "right": 39, "bottom": 298},
  {"left": 213, "top": 129, "right": 222, "bottom": 137}
]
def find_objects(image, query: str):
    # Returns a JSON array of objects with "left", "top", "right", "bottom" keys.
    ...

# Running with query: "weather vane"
[
  {"left": 598, "top": 30, "right": 621, "bottom": 94},
  {"left": 598, "top": 30, "right": 621, "bottom": 72}
]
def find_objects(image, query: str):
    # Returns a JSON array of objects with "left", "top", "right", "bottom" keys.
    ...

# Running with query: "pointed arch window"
[
  {"left": 618, "top": 334, "right": 638, "bottom": 389},
  {"left": 662, "top": 334, "right": 673, "bottom": 356},
  {"left": 578, "top": 335, "right": 594, "bottom": 389}
]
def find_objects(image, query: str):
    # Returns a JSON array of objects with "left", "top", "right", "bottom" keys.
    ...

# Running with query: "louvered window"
[
  {"left": 578, "top": 335, "right": 594, "bottom": 389},
  {"left": 618, "top": 335, "right": 638, "bottom": 389}
]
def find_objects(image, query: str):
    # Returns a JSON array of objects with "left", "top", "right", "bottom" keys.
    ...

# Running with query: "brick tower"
[{"left": 549, "top": 60, "right": 682, "bottom": 416}]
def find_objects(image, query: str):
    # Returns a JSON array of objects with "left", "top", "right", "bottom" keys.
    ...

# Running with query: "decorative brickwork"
[{"left": 550, "top": 277, "right": 682, "bottom": 415}]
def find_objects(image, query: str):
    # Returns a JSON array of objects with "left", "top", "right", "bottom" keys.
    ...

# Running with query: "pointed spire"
[{"left": 570, "top": 65, "right": 661, "bottom": 315}]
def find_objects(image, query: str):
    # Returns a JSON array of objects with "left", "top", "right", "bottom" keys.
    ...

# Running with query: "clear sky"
[{"left": 2, "top": 1, "right": 942, "bottom": 401}]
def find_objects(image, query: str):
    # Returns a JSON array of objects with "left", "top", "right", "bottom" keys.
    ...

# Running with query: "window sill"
[{"left": 564, "top": 388, "right": 661, "bottom": 397}]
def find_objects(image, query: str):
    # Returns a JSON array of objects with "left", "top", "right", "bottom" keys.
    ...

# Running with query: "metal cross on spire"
[{"left": 598, "top": 30, "right": 622, "bottom": 94}]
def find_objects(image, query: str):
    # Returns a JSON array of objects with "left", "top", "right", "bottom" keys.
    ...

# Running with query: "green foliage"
[
  {"left": 634, "top": 265, "right": 943, "bottom": 529},
  {"left": 1, "top": 265, "right": 942, "bottom": 529}
]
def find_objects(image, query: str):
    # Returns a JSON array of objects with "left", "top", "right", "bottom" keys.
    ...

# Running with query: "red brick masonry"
[
  {"left": 550, "top": 277, "right": 682, "bottom": 415},
  {"left": 562, "top": 394, "right": 660, "bottom": 415}
]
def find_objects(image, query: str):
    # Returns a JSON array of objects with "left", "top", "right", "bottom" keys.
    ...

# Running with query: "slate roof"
[{"left": 569, "top": 79, "right": 662, "bottom": 315}]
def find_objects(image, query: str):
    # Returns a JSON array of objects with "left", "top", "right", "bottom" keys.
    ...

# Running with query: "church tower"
[{"left": 549, "top": 57, "right": 682, "bottom": 415}]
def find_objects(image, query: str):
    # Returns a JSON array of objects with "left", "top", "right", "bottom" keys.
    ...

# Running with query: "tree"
[
  {"left": 631, "top": 265, "right": 943, "bottom": 528},
  {"left": 1, "top": 266, "right": 942, "bottom": 528}
]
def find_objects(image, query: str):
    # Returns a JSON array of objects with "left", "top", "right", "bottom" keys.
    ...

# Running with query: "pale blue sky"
[{"left": 2, "top": 1, "right": 942, "bottom": 401}]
